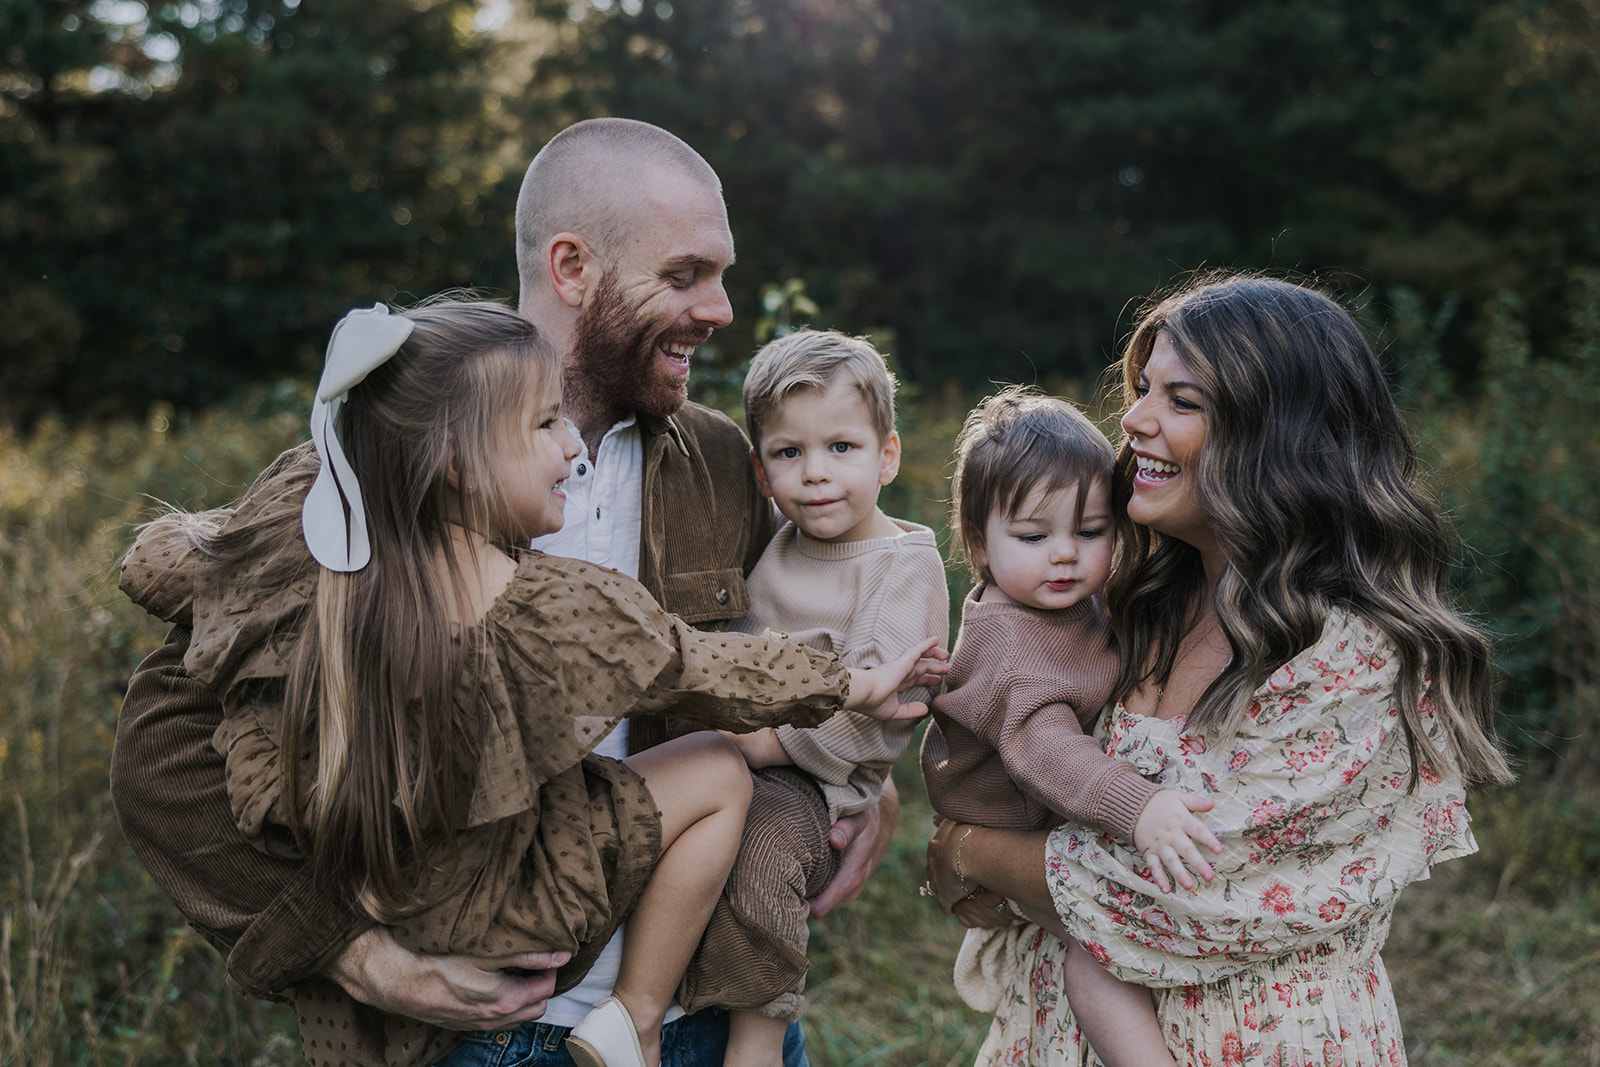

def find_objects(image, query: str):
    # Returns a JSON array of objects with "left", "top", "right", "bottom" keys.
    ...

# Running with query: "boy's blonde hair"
[
  {"left": 742, "top": 329, "right": 897, "bottom": 446},
  {"left": 951, "top": 385, "right": 1117, "bottom": 585}
]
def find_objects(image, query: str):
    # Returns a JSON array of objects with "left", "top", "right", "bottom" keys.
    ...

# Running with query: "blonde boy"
[{"left": 685, "top": 330, "right": 949, "bottom": 1067}]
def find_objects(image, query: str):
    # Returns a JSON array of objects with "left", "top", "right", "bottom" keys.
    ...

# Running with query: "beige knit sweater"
[{"left": 731, "top": 517, "right": 950, "bottom": 820}]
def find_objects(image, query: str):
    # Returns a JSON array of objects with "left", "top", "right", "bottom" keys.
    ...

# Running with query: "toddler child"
[
  {"left": 119, "top": 301, "right": 944, "bottom": 1067},
  {"left": 919, "top": 386, "right": 1222, "bottom": 1067},
  {"left": 679, "top": 330, "right": 949, "bottom": 1067}
]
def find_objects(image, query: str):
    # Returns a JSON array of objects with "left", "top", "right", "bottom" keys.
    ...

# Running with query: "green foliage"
[
  {"left": 0, "top": 0, "right": 520, "bottom": 425},
  {"left": 521, "top": 0, "right": 1598, "bottom": 387},
  {"left": 11, "top": 0, "right": 1600, "bottom": 419},
  {"left": 1389, "top": 271, "right": 1600, "bottom": 776},
  {"left": 0, "top": 396, "right": 304, "bottom": 1064}
]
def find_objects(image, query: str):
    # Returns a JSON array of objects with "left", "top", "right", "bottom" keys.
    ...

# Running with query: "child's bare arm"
[
  {"left": 1063, "top": 939, "right": 1178, "bottom": 1067},
  {"left": 1132, "top": 789, "right": 1223, "bottom": 893},
  {"left": 720, "top": 727, "right": 792, "bottom": 769}
]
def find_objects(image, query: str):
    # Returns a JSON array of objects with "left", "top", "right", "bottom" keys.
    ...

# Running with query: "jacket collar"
[{"left": 638, "top": 409, "right": 692, "bottom": 459}]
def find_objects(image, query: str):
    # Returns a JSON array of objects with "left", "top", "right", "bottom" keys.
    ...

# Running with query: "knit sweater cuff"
[{"left": 1096, "top": 770, "right": 1164, "bottom": 845}]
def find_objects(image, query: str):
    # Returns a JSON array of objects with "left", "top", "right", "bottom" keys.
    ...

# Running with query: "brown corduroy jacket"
[{"left": 109, "top": 401, "right": 775, "bottom": 999}]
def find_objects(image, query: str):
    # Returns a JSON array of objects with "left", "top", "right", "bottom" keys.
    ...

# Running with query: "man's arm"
[
  {"left": 110, "top": 625, "right": 371, "bottom": 996},
  {"left": 111, "top": 626, "right": 565, "bottom": 1027}
]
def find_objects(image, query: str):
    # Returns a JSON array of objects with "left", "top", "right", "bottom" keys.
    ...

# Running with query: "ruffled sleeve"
[
  {"left": 120, "top": 514, "right": 213, "bottom": 626},
  {"left": 1044, "top": 609, "right": 1478, "bottom": 987}
]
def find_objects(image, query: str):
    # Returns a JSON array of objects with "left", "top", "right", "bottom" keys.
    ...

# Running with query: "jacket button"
[{"left": 716, "top": 588, "right": 729, "bottom": 604}]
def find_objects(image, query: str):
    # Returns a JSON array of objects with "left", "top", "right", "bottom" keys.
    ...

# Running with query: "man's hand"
[
  {"left": 326, "top": 927, "right": 567, "bottom": 1031},
  {"left": 809, "top": 777, "right": 900, "bottom": 918}
]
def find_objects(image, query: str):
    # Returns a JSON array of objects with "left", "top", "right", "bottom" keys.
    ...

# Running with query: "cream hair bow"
[{"left": 302, "top": 304, "right": 415, "bottom": 571}]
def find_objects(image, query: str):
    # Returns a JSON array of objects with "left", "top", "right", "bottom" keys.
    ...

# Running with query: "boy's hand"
[
  {"left": 719, "top": 727, "right": 792, "bottom": 769},
  {"left": 1132, "top": 789, "right": 1224, "bottom": 893},
  {"left": 843, "top": 637, "right": 949, "bottom": 717}
]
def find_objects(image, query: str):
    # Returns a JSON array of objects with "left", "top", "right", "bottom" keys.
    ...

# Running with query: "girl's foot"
[{"left": 566, "top": 995, "right": 648, "bottom": 1067}]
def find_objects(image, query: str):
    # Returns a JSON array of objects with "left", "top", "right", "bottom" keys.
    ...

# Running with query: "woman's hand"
[{"left": 925, "top": 816, "right": 983, "bottom": 912}]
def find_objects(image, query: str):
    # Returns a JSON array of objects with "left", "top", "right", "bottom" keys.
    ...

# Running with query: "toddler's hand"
[
  {"left": 1132, "top": 789, "right": 1224, "bottom": 893},
  {"left": 844, "top": 637, "right": 949, "bottom": 718}
]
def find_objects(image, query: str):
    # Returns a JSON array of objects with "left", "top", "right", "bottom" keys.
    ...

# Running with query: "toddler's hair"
[
  {"left": 742, "top": 329, "right": 897, "bottom": 446},
  {"left": 951, "top": 385, "right": 1116, "bottom": 585}
]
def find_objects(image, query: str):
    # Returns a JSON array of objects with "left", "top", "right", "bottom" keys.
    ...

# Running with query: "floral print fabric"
[{"left": 975, "top": 610, "right": 1478, "bottom": 1066}]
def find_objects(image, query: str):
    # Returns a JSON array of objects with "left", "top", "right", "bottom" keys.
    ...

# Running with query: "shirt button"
[
  {"left": 716, "top": 588, "right": 729, "bottom": 604},
  {"left": 577, "top": 463, "right": 587, "bottom": 475}
]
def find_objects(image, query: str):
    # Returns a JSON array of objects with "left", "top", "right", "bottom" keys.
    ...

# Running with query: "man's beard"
[{"left": 569, "top": 270, "right": 692, "bottom": 421}]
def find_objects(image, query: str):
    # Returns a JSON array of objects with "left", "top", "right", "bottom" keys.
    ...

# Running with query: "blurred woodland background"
[{"left": 2, "top": 0, "right": 1599, "bottom": 1063}]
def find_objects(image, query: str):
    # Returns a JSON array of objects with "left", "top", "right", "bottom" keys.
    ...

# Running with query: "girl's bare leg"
[
  {"left": 605, "top": 733, "right": 754, "bottom": 1067},
  {"left": 724, "top": 1010, "right": 788, "bottom": 1067},
  {"left": 1064, "top": 938, "right": 1177, "bottom": 1067}
]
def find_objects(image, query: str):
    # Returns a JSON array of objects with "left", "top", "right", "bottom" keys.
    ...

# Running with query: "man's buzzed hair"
[{"left": 515, "top": 118, "right": 722, "bottom": 305}]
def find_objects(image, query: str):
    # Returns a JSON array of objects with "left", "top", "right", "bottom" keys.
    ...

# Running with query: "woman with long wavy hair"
[{"left": 926, "top": 272, "right": 1511, "bottom": 1066}]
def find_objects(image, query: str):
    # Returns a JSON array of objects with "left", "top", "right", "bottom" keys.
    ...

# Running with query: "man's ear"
[
  {"left": 548, "top": 233, "right": 598, "bottom": 309},
  {"left": 749, "top": 447, "right": 774, "bottom": 498},
  {"left": 877, "top": 430, "right": 902, "bottom": 485}
]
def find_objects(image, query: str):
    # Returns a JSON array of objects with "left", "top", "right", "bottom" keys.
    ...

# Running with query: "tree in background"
[
  {"left": 0, "top": 0, "right": 521, "bottom": 424},
  {"left": 523, "top": 0, "right": 1598, "bottom": 390}
]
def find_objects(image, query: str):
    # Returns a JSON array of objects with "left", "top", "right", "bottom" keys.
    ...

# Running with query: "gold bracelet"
[{"left": 954, "top": 825, "right": 978, "bottom": 900}]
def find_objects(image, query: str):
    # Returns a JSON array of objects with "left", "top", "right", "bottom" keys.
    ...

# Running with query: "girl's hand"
[
  {"left": 844, "top": 637, "right": 950, "bottom": 718},
  {"left": 1132, "top": 789, "right": 1224, "bottom": 893}
]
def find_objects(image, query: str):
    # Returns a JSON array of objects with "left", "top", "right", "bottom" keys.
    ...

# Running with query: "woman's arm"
[{"left": 925, "top": 820, "right": 1067, "bottom": 938}]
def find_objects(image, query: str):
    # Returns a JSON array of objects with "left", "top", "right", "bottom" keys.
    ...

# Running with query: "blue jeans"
[{"left": 433, "top": 1012, "right": 808, "bottom": 1067}]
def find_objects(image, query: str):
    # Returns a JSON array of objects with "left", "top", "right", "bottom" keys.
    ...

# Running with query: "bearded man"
[{"left": 110, "top": 118, "right": 896, "bottom": 1067}]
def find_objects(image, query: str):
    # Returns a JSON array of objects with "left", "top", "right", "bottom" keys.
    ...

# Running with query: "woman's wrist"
[{"left": 954, "top": 824, "right": 978, "bottom": 899}]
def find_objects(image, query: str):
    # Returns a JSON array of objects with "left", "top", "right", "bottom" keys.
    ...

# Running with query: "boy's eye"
[
  {"left": 776, "top": 446, "right": 800, "bottom": 460},
  {"left": 829, "top": 441, "right": 853, "bottom": 454}
]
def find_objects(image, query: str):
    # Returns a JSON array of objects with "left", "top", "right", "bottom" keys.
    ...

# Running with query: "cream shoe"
[{"left": 566, "top": 995, "right": 647, "bottom": 1067}]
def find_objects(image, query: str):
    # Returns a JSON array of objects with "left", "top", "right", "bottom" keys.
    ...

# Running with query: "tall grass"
[{"left": 1, "top": 325, "right": 1596, "bottom": 1063}]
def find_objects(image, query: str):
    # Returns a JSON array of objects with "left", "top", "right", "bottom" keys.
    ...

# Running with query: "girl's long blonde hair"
[
  {"left": 195, "top": 298, "right": 559, "bottom": 915},
  {"left": 1106, "top": 273, "right": 1512, "bottom": 790}
]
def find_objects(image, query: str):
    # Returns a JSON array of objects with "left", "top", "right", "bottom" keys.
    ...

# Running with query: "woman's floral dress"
[{"left": 975, "top": 610, "right": 1478, "bottom": 1066}]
